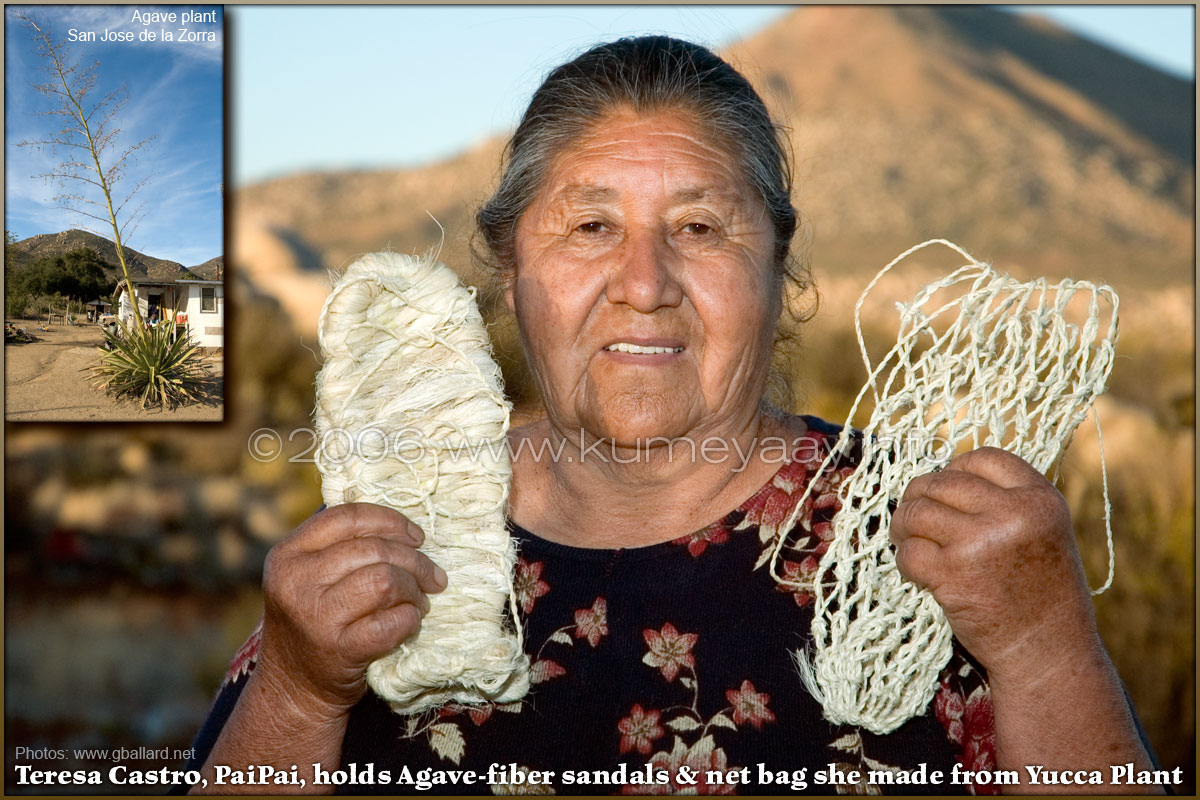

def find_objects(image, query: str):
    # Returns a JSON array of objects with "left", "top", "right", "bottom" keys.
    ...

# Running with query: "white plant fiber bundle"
[
  {"left": 772, "top": 239, "right": 1119, "bottom": 734},
  {"left": 314, "top": 251, "right": 529, "bottom": 715}
]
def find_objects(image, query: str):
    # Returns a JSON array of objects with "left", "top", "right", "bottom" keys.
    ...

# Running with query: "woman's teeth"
[{"left": 604, "top": 343, "right": 684, "bottom": 355}]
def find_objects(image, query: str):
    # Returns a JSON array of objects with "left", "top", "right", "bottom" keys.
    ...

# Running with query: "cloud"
[{"left": 6, "top": 149, "right": 62, "bottom": 202}]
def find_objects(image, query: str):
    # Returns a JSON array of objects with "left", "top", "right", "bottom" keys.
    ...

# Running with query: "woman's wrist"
[
  {"left": 984, "top": 634, "right": 1156, "bottom": 793},
  {"left": 193, "top": 666, "right": 351, "bottom": 795},
  {"left": 979, "top": 606, "right": 1105, "bottom": 694},
  {"left": 985, "top": 630, "right": 1109, "bottom": 700},
  {"left": 248, "top": 652, "right": 359, "bottom": 731}
]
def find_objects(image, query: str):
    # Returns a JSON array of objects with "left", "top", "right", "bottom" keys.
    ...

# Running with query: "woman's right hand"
[{"left": 255, "top": 503, "right": 448, "bottom": 718}]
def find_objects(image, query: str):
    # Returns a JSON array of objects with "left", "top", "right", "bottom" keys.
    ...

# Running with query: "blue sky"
[
  {"left": 230, "top": 5, "right": 1195, "bottom": 187},
  {"left": 5, "top": 5, "right": 222, "bottom": 266}
]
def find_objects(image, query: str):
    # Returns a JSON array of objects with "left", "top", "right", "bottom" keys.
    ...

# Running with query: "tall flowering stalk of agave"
[{"left": 16, "top": 12, "right": 150, "bottom": 329}]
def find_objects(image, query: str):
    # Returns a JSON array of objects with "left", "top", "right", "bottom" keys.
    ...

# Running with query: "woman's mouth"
[{"left": 603, "top": 342, "right": 685, "bottom": 355}]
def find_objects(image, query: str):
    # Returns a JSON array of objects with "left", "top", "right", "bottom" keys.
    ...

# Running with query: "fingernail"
[
  {"left": 419, "top": 593, "right": 431, "bottom": 615},
  {"left": 433, "top": 564, "right": 448, "bottom": 590}
]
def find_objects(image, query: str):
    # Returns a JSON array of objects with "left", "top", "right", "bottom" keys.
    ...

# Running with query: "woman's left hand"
[
  {"left": 889, "top": 446, "right": 1101, "bottom": 678},
  {"left": 890, "top": 448, "right": 1159, "bottom": 792}
]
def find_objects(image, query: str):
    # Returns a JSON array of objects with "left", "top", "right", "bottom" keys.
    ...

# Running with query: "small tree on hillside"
[
  {"left": 11, "top": 248, "right": 111, "bottom": 304},
  {"left": 4, "top": 230, "right": 17, "bottom": 275},
  {"left": 15, "top": 12, "right": 150, "bottom": 329},
  {"left": 4, "top": 231, "right": 20, "bottom": 316}
]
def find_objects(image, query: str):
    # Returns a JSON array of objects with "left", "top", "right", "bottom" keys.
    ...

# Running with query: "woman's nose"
[{"left": 604, "top": 229, "right": 683, "bottom": 312}]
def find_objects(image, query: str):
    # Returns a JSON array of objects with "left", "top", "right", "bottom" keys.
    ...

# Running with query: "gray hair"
[{"left": 477, "top": 35, "right": 806, "bottom": 281}]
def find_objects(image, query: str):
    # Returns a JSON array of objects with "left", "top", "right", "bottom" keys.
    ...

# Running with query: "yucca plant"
[{"left": 92, "top": 319, "right": 211, "bottom": 409}]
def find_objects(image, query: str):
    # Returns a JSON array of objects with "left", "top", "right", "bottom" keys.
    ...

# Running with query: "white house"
[
  {"left": 114, "top": 278, "right": 224, "bottom": 352},
  {"left": 115, "top": 280, "right": 182, "bottom": 326},
  {"left": 174, "top": 279, "right": 224, "bottom": 351}
]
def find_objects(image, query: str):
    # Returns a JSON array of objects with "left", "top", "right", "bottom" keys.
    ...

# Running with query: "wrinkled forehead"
[
  {"left": 532, "top": 106, "right": 760, "bottom": 209},
  {"left": 549, "top": 183, "right": 747, "bottom": 206}
]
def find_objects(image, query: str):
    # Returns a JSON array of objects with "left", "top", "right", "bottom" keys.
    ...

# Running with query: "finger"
[
  {"left": 292, "top": 503, "right": 425, "bottom": 552},
  {"left": 900, "top": 468, "right": 1002, "bottom": 516},
  {"left": 945, "top": 446, "right": 1044, "bottom": 490},
  {"left": 312, "top": 535, "right": 448, "bottom": 594},
  {"left": 890, "top": 493, "right": 974, "bottom": 548},
  {"left": 337, "top": 603, "right": 425, "bottom": 666},
  {"left": 323, "top": 561, "right": 429, "bottom": 627},
  {"left": 892, "top": 535, "right": 943, "bottom": 591}
]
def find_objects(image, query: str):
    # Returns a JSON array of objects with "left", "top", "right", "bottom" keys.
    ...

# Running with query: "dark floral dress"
[{"left": 190, "top": 417, "right": 998, "bottom": 795}]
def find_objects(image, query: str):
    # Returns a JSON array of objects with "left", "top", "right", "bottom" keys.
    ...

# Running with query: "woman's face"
[{"left": 510, "top": 107, "right": 780, "bottom": 446}]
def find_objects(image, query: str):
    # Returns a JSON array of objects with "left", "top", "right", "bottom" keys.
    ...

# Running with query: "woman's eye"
[
  {"left": 682, "top": 222, "right": 714, "bottom": 236},
  {"left": 576, "top": 221, "right": 606, "bottom": 234}
]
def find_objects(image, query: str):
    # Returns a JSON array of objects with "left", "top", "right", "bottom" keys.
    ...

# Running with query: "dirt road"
[{"left": 5, "top": 322, "right": 223, "bottom": 422}]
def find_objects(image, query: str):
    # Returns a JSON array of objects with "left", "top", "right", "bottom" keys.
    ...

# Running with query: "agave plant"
[{"left": 92, "top": 318, "right": 212, "bottom": 409}]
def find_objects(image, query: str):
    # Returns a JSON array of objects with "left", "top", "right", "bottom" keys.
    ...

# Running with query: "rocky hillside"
[
  {"left": 186, "top": 256, "right": 224, "bottom": 281},
  {"left": 234, "top": 6, "right": 1193, "bottom": 341},
  {"left": 7, "top": 229, "right": 204, "bottom": 283},
  {"left": 724, "top": 6, "right": 1193, "bottom": 282}
]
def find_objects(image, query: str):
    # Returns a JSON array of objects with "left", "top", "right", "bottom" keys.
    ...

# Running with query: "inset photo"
[{"left": 5, "top": 5, "right": 223, "bottom": 422}]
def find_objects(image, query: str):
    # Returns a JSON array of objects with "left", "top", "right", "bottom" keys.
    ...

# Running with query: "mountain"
[
  {"left": 723, "top": 6, "right": 1193, "bottom": 281},
  {"left": 8, "top": 229, "right": 201, "bottom": 283},
  {"left": 233, "top": 6, "right": 1194, "bottom": 338},
  {"left": 186, "top": 256, "right": 224, "bottom": 281},
  {"left": 234, "top": 137, "right": 502, "bottom": 297}
]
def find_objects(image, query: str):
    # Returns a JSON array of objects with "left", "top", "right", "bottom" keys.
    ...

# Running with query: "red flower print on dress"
[
  {"left": 514, "top": 558, "right": 550, "bottom": 614},
  {"left": 465, "top": 705, "right": 494, "bottom": 727},
  {"left": 792, "top": 465, "right": 853, "bottom": 542},
  {"left": 963, "top": 736, "right": 1000, "bottom": 795},
  {"left": 573, "top": 597, "right": 608, "bottom": 647},
  {"left": 620, "top": 735, "right": 736, "bottom": 795},
  {"left": 530, "top": 659, "right": 566, "bottom": 684},
  {"left": 642, "top": 622, "right": 699, "bottom": 683},
  {"left": 935, "top": 679, "right": 967, "bottom": 745},
  {"left": 671, "top": 523, "right": 729, "bottom": 558},
  {"left": 618, "top": 704, "right": 665, "bottom": 755},
  {"left": 935, "top": 677, "right": 999, "bottom": 795},
  {"left": 774, "top": 557, "right": 822, "bottom": 607},
  {"left": 735, "top": 459, "right": 812, "bottom": 544},
  {"left": 441, "top": 703, "right": 495, "bottom": 726},
  {"left": 963, "top": 687, "right": 994, "bottom": 746},
  {"left": 725, "top": 680, "right": 776, "bottom": 729},
  {"left": 962, "top": 687, "right": 998, "bottom": 794},
  {"left": 223, "top": 620, "right": 262, "bottom": 686}
]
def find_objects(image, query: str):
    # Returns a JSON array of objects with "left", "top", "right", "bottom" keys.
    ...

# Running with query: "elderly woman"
[{"left": 191, "top": 37, "right": 1156, "bottom": 794}]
